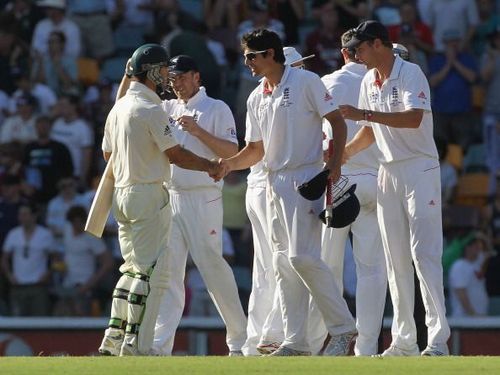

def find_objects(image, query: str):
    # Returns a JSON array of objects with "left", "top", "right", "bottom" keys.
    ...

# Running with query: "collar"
[
  {"left": 371, "top": 55, "right": 404, "bottom": 88},
  {"left": 177, "top": 86, "right": 207, "bottom": 107},
  {"left": 261, "top": 64, "right": 291, "bottom": 95},
  {"left": 128, "top": 81, "right": 162, "bottom": 105},
  {"left": 343, "top": 62, "right": 367, "bottom": 77}
]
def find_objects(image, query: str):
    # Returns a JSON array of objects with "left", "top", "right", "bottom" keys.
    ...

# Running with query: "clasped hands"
[{"left": 207, "top": 158, "right": 232, "bottom": 182}]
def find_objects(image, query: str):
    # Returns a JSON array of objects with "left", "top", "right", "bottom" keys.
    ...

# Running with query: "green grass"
[{"left": 0, "top": 357, "right": 500, "bottom": 375}]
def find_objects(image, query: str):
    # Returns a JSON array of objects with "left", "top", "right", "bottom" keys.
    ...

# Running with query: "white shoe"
[
  {"left": 421, "top": 344, "right": 449, "bottom": 356},
  {"left": 98, "top": 328, "right": 124, "bottom": 356},
  {"left": 378, "top": 345, "right": 420, "bottom": 357},
  {"left": 323, "top": 330, "right": 357, "bottom": 356},
  {"left": 256, "top": 341, "right": 281, "bottom": 355},
  {"left": 228, "top": 350, "right": 244, "bottom": 356},
  {"left": 267, "top": 346, "right": 311, "bottom": 356},
  {"left": 120, "top": 334, "right": 139, "bottom": 356}
]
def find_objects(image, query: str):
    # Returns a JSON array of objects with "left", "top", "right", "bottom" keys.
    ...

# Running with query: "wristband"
[{"left": 363, "top": 110, "right": 373, "bottom": 121}]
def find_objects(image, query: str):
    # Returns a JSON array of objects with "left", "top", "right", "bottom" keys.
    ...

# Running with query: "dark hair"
[
  {"left": 35, "top": 115, "right": 53, "bottom": 126},
  {"left": 19, "top": 202, "right": 39, "bottom": 216},
  {"left": 60, "top": 93, "right": 80, "bottom": 107},
  {"left": 66, "top": 205, "right": 88, "bottom": 221},
  {"left": 241, "top": 29, "right": 285, "bottom": 64}
]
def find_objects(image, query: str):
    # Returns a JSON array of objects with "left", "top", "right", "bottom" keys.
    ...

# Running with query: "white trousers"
[
  {"left": 378, "top": 158, "right": 450, "bottom": 350},
  {"left": 308, "top": 171, "right": 387, "bottom": 355},
  {"left": 242, "top": 184, "right": 284, "bottom": 355},
  {"left": 268, "top": 166, "right": 356, "bottom": 351},
  {"left": 153, "top": 188, "right": 247, "bottom": 354}
]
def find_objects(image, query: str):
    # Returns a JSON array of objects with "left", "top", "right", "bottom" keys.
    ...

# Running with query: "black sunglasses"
[{"left": 244, "top": 50, "right": 268, "bottom": 61}]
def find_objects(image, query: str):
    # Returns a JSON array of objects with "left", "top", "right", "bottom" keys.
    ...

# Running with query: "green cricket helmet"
[{"left": 127, "top": 43, "right": 169, "bottom": 88}]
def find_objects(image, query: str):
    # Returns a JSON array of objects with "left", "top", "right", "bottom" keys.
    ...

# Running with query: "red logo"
[
  {"left": 210, "top": 229, "right": 217, "bottom": 235},
  {"left": 428, "top": 200, "right": 435, "bottom": 206},
  {"left": 324, "top": 92, "right": 333, "bottom": 101},
  {"left": 418, "top": 91, "right": 427, "bottom": 99},
  {"left": 308, "top": 209, "right": 315, "bottom": 215}
]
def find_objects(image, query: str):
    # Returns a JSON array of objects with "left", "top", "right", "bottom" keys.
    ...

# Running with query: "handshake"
[{"left": 207, "top": 158, "right": 232, "bottom": 182}]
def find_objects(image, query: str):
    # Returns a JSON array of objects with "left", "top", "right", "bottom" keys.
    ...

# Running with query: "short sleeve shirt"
[
  {"left": 245, "top": 66, "right": 337, "bottom": 171},
  {"left": 102, "top": 82, "right": 178, "bottom": 187},
  {"left": 162, "top": 87, "right": 237, "bottom": 190},
  {"left": 358, "top": 56, "right": 438, "bottom": 163}
]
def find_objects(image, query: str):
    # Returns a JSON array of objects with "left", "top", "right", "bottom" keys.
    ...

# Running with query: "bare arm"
[
  {"left": 115, "top": 73, "right": 132, "bottom": 102},
  {"left": 429, "top": 61, "right": 452, "bottom": 87},
  {"left": 340, "top": 104, "right": 424, "bottom": 129},
  {"left": 214, "top": 141, "right": 264, "bottom": 180},
  {"left": 455, "top": 288, "right": 477, "bottom": 316},
  {"left": 165, "top": 144, "right": 220, "bottom": 178},
  {"left": 344, "top": 126, "right": 376, "bottom": 162},
  {"left": 1, "top": 251, "right": 16, "bottom": 284},
  {"left": 323, "top": 109, "right": 347, "bottom": 183},
  {"left": 175, "top": 115, "right": 238, "bottom": 158}
]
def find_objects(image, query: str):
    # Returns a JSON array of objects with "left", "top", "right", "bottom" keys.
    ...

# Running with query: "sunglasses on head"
[{"left": 244, "top": 50, "right": 268, "bottom": 60}]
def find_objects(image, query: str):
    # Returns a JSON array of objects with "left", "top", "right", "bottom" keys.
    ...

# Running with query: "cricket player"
[
  {"left": 216, "top": 29, "right": 357, "bottom": 356},
  {"left": 308, "top": 29, "right": 387, "bottom": 356},
  {"left": 243, "top": 47, "right": 314, "bottom": 356},
  {"left": 152, "top": 55, "right": 247, "bottom": 356},
  {"left": 98, "top": 44, "right": 220, "bottom": 356},
  {"left": 340, "top": 21, "right": 451, "bottom": 356}
]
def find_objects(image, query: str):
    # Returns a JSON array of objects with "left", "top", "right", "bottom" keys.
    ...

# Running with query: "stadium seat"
[
  {"left": 454, "top": 173, "right": 491, "bottom": 207},
  {"left": 77, "top": 57, "right": 100, "bottom": 86},
  {"left": 463, "top": 143, "right": 488, "bottom": 173},
  {"left": 445, "top": 143, "right": 464, "bottom": 171},
  {"left": 100, "top": 56, "right": 129, "bottom": 83}
]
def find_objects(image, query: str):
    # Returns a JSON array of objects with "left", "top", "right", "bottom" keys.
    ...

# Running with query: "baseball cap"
[
  {"left": 343, "top": 20, "right": 390, "bottom": 49},
  {"left": 283, "top": 46, "right": 315, "bottom": 66},
  {"left": 37, "top": 0, "right": 66, "bottom": 9},
  {"left": 168, "top": 55, "right": 199, "bottom": 75}
]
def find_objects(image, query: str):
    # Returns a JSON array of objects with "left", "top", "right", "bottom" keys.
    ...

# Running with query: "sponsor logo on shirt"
[
  {"left": 164, "top": 124, "right": 172, "bottom": 136},
  {"left": 227, "top": 128, "right": 237, "bottom": 138},
  {"left": 418, "top": 91, "right": 428, "bottom": 105},
  {"left": 369, "top": 90, "right": 379, "bottom": 104},
  {"left": 390, "top": 86, "right": 401, "bottom": 106},
  {"left": 324, "top": 92, "right": 333, "bottom": 102},
  {"left": 279, "top": 87, "right": 293, "bottom": 107}
]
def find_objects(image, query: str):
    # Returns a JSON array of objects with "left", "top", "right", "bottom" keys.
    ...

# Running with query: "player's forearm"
[
  {"left": 456, "top": 288, "right": 476, "bottom": 315},
  {"left": 325, "top": 114, "right": 347, "bottom": 172},
  {"left": 368, "top": 109, "right": 424, "bottom": 129},
  {"left": 225, "top": 141, "right": 264, "bottom": 171},
  {"left": 196, "top": 128, "right": 238, "bottom": 158},
  {"left": 345, "top": 126, "right": 375, "bottom": 159},
  {"left": 167, "top": 145, "right": 215, "bottom": 172},
  {"left": 116, "top": 74, "right": 132, "bottom": 102}
]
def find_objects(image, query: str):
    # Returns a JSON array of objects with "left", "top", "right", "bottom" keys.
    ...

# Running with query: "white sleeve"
[
  {"left": 402, "top": 64, "right": 431, "bottom": 111},
  {"left": 305, "top": 72, "right": 338, "bottom": 118},
  {"left": 3, "top": 231, "right": 15, "bottom": 253},
  {"left": 148, "top": 107, "right": 178, "bottom": 152},
  {"left": 357, "top": 78, "right": 372, "bottom": 127},
  {"left": 102, "top": 109, "right": 114, "bottom": 153},
  {"left": 213, "top": 102, "right": 238, "bottom": 143},
  {"left": 245, "top": 95, "right": 262, "bottom": 143},
  {"left": 449, "top": 261, "right": 472, "bottom": 289}
]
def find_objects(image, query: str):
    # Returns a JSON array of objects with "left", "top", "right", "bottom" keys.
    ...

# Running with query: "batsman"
[{"left": 97, "top": 43, "right": 220, "bottom": 356}]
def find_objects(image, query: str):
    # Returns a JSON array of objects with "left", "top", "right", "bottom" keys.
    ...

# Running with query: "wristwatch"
[{"left": 363, "top": 110, "right": 373, "bottom": 121}]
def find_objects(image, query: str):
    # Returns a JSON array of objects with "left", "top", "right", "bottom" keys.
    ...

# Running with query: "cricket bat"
[
  {"left": 85, "top": 160, "right": 114, "bottom": 238},
  {"left": 325, "top": 139, "right": 334, "bottom": 228}
]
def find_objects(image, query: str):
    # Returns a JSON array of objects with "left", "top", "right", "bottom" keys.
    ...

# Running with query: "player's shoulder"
[
  {"left": 400, "top": 59, "right": 425, "bottom": 77},
  {"left": 204, "top": 95, "right": 232, "bottom": 112}
]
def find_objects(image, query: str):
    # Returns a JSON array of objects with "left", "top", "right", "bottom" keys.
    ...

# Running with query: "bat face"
[{"left": 85, "top": 162, "right": 114, "bottom": 238}]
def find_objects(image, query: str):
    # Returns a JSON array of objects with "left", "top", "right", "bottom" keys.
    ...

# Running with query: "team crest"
[{"left": 280, "top": 87, "right": 293, "bottom": 107}]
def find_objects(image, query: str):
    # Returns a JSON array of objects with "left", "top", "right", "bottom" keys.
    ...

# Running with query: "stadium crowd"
[{"left": 0, "top": 0, "right": 499, "bottom": 322}]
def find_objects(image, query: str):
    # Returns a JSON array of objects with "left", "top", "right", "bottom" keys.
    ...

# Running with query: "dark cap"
[
  {"left": 319, "top": 184, "right": 360, "bottom": 228},
  {"left": 168, "top": 55, "right": 199, "bottom": 75},
  {"left": 343, "top": 20, "right": 390, "bottom": 49}
]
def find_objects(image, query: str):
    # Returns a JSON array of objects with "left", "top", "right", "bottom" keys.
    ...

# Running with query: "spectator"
[
  {"left": 45, "top": 176, "right": 85, "bottom": 248},
  {"left": 0, "top": 174, "right": 27, "bottom": 247},
  {"left": 268, "top": 0, "right": 305, "bottom": 46},
  {"left": 203, "top": 0, "right": 246, "bottom": 51},
  {"left": 0, "top": 93, "right": 38, "bottom": 145},
  {"left": 0, "top": 17, "right": 31, "bottom": 95},
  {"left": 1, "top": 202, "right": 56, "bottom": 316},
  {"left": 9, "top": 68, "right": 57, "bottom": 116},
  {"left": 429, "top": 29, "right": 478, "bottom": 150},
  {"left": 427, "top": 0, "right": 479, "bottom": 52},
  {"left": 32, "top": 30, "right": 79, "bottom": 96},
  {"left": 311, "top": 0, "right": 369, "bottom": 31},
  {"left": 31, "top": 0, "right": 81, "bottom": 58},
  {"left": 436, "top": 138, "right": 458, "bottom": 206},
  {"left": 304, "top": 1, "right": 345, "bottom": 77},
  {"left": 66, "top": 0, "right": 115, "bottom": 60},
  {"left": 53, "top": 205, "right": 113, "bottom": 316},
  {"left": 480, "top": 28, "right": 500, "bottom": 178},
  {"left": 485, "top": 175, "right": 500, "bottom": 296},
  {"left": 473, "top": 0, "right": 500, "bottom": 57},
  {"left": 3, "top": 0, "right": 44, "bottom": 45},
  {"left": 50, "top": 94, "right": 93, "bottom": 185},
  {"left": 0, "top": 142, "right": 25, "bottom": 181},
  {"left": 372, "top": 0, "right": 402, "bottom": 27},
  {"left": 23, "top": 115, "right": 74, "bottom": 204},
  {"left": 448, "top": 231, "right": 493, "bottom": 317},
  {"left": 387, "top": 1, "right": 434, "bottom": 55}
]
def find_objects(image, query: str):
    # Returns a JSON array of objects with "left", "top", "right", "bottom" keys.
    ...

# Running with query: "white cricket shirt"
[
  {"left": 245, "top": 65, "right": 337, "bottom": 171},
  {"left": 358, "top": 56, "right": 438, "bottom": 164},
  {"left": 321, "top": 62, "right": 380, "bottom": 171},
  {"left": 162, "top": 87, "right": 238, "bottom": 191},
  {"left": 102, "top": 82, "right": 178, "bottom": 187}
]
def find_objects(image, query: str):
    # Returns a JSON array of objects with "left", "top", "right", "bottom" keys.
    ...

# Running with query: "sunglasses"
[{"left": 244, "top": 50, "right": 268, "bottom": 61}]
